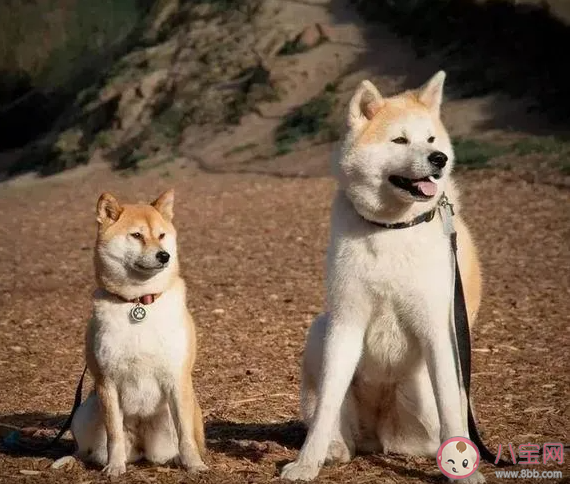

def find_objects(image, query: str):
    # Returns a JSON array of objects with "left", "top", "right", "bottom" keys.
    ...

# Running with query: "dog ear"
[
  {"left": 418, "top": 70, "right": 446, "bottom": 115},
  {"left": 151, "top": 189, "right": 174, "bottom": 222},
  {"left": 348, "top": 80, "right": 384, "bottom": 130},
  {"left": 97, "top": 193, "right": 122, "bottom": 224}
]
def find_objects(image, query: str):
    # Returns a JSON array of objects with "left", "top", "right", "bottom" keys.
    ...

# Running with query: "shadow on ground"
[
  {"left": 0, "top": 413, "right": 306, "bottom": 461},
  {"left": 328, "top": 0, "right": 570, "bottom": 135}
]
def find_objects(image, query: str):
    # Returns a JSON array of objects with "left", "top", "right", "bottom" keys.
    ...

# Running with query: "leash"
[
  {"left": 366, "top": 193, "right": 513, "bottom": 466},
  {"left": 2, "top": 365, "right": 87, "bottom": 453},
  {"left": 438, "top": 196, "right": 513, "bottom": 467}
]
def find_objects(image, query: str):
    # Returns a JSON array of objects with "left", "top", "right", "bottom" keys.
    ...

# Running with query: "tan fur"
[
  {"left": 358, "top": 93, "right": 448, "bottom": 148},
  {"left": 456, "top": 217, "right": 482, "bottom": 324},
  {"left": 72, "top": 190, "right": 207, "bottom": 476}
]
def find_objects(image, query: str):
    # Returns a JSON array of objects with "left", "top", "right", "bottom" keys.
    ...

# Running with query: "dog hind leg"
[
  {"left": 142, "top": 406, "right": 179, "bottom": 464},
  {"left": 71, "top": 391, "right": 141, "bottom": 467}
]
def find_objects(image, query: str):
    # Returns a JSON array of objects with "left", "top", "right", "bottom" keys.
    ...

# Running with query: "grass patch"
[
  {"left": 453, "top": 138, "right": 508, "bottom": 169},
  {"left": 274, "top": 84, "right": 340, "bottom": 155},
  {"left": 511, "top": 136, "right": 570, "bottom": 156},
  {"left": 154, "top": 105, "right": 186, "bottom": 141},
  {"left": 453, "top": 135, "right": 570, "bottom": 174}
]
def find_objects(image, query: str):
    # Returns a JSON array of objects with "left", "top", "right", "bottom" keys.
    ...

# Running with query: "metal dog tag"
[{"left": 130, "top": 304, "right": 147, "bottom": 322}]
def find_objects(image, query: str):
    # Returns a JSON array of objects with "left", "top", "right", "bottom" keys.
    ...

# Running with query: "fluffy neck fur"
[{"left": 94, "top": 251, "right": 180, "bottom": 301}]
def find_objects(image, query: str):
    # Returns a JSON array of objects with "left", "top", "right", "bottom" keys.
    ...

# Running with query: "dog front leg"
[
  {"left": 281, "top": 317, "right": 366, "bottom": 481},
  {"left": 168, "top": 382, "right": 208, "bottom": 473},
  {"left": 97, "top": 380, "right": 127, "bottom": 476},
  {"left": 425, "top": 328, "right": 486, "bottom": 483}
]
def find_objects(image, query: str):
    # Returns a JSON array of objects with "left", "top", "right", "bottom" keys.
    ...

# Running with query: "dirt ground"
[
  {"left": 0, "top": 0, "right": 569, "bottom": 482},
  {"left": 0, "top": 159, "right": 568, "bottom": 484}
]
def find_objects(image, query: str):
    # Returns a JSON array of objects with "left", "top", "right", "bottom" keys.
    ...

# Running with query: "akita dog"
[
  {"left": 281, "top": 72, "right": 484, "bottom": 483},
  {"left": 71, "top": 189, "right": 207, "bottom": 476}
]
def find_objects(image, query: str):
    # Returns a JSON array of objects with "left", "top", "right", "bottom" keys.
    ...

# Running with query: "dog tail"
[{"left": 193, "top": 396, "right": 207, "bottom": 457}]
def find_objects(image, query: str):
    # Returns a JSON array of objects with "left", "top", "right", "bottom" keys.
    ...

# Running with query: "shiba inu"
[
  {"left": 71, "top": 189, "right": 207, "bottom": 476},
  {"left": 281, "top": 72, "right": 485, "bottom": 483}
]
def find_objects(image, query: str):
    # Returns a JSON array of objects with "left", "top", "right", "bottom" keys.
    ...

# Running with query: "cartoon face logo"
[{"left": 437, "top": 437, "right": 480, "bottom": 479}]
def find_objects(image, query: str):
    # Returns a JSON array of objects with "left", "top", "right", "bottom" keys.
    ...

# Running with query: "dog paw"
[
  {"left": 175, "top": 454, "right": 209, "bottom": 473},
  {"left": 102, "top": 461, "right": 126, "bottom": 477},
  {"left": 325, "top": 440, "right": 352, "bottom": 464},
  {"left": 280, "top": 461, "right": 320, "bottom": 481},
  {"left": 448, "top": 471, "right": 486, "bottom": 483}
]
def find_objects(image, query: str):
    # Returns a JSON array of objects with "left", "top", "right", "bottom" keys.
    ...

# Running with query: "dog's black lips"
[
  {"left": 134, "top": 262, "right": 165, "bottom": 272},
  {"left": 388, "top": 173, "right": 441, "bottom": 199}
]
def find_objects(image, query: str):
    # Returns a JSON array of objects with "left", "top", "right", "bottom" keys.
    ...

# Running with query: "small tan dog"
[{"left": 71, "top": 189, "right": 207, "bottom": 476}]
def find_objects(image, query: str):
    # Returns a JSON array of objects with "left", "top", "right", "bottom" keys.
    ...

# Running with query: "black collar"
[{"left": 365, "top": 194, "right": 450, "bottom": 229}]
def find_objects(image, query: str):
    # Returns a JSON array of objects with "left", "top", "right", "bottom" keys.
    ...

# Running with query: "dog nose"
[
  {"left": 428, "top": 151, "right": 448, "bottom": 168},
  {"left": 156, "top": 251, "right": 170, "bottom": 264}
]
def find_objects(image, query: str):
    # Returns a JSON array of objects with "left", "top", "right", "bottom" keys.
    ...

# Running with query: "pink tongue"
[{"left": 413, "top": 180, "right": 437, "bottom": 196}]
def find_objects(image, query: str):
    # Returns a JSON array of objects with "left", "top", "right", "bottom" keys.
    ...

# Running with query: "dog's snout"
[
  {"left": 428, "top": 151, "right": 448, "bottom": 168},
  {"left": 156, "top": 251, "right": 170, "bottom": 264}
]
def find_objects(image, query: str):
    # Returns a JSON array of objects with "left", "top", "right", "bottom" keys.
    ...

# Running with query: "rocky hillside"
[{"left": 1, "top": 0, "right": 570, "bottom": 183}]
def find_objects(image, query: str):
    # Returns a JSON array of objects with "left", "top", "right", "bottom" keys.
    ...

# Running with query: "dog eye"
[
  {"left": 462, "top": 459, "right": 468, "bottom": 468},
  {"left": 130, "top": 232, "right": 143, "bottom": 240},
  {"left": 392, "top": 137, "right": 409, "bottom": 144},
  {"left": 428, "top": 136, "right": 435, "bottom": 143},
  {"left": 159, "top": 233, "right": 165, "bottom": 240}
]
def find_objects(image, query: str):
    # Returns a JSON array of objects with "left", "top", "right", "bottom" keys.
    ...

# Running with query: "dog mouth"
[
  {"left": 134, "top": 262, "right": 167, "bottom": 273},
  {"left": 388, "top": 173, "right": 441, "bottom": 199}
]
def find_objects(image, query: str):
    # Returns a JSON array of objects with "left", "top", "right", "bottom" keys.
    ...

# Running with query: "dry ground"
[{"left": 0, "top": 160, "right": 568, "bottom": 483}]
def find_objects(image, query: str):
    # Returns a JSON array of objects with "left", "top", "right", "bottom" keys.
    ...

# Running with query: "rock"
[
  {"left": 297, "top": 25, "right": 322, "bottom": 50},
  {"left": 116, "top": 70, "right": 171, "bottom": 131},
  {"left": 212, "top": 308, "right": 225, "bottom": 316},
  {"left": 51, "top": 455, "right": 76, "bottom": 470},
  {"left": 316, "top": 23, "right": 333, "bottom": 41},
  {"left": 296, "top": 23, "right": 331, "bottom": 51},
  {"left": 139, "top": 69, "right": 169, "bottom": 99},
  {"left": 145, "top": 0, "right": 180, "bottom": 43}
]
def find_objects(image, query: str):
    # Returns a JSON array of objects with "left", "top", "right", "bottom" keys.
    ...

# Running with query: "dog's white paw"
[
  {"left": 326, "top": 440, "right": 352, "bottom": 464},
  {"left": 176, "top": 454, "right": 209, "bottom": 473},
  {"left": 102, "top": 461, "right": 127, "bottom": 477},
  {"left": 448, "top": 471, "right": 486, "bottom": 483},
  {"left": 280, "top": 460, "right": 320, "bottom": 481}
]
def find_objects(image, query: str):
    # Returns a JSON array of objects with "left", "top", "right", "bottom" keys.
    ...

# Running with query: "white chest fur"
[
  {"left": 89, "top": 285, "right": 190, "bottom": 417},
  {"left": 328, "top": 192, "right": 455, "bottom": 380}
]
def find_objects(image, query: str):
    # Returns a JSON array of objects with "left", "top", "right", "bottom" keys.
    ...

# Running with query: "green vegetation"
[
  {"left": 274, "top": 84, "right": 340, "bottom": 155},
  {"left": 453, "top": 135, "right": 570, "bottom": 173},
  {"left": 511, "top": 136, "right": 570, "bottom": 157},
  {"left": 453, "top": 138, "right": 508, "bottom": 169},
  {"left": 154, "top": 105, "right": 187, "bottom": 142}
]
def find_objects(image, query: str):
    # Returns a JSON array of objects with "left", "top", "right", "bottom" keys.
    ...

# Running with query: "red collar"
[{"left": 104, "top": 290, "right": 162, "bottom": 305}]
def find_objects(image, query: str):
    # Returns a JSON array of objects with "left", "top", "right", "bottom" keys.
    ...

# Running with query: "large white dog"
[{"left": 281, "top": 72, "right": 484, "bottom": 483}]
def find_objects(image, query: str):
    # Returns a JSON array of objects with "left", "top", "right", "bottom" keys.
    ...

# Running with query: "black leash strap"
[
  {"left": 4, "top": 365, "right": 87, "bottom": 453},
  {"left": 449, "top": 232, "right": 512, "bottom": 467},
  {"left": 361, "top": 193, "right": 519, "bottom": 467}
]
